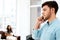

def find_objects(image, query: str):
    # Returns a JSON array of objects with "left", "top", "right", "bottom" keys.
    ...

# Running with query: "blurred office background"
[
  {"left": 0, "top": 0, "right": 30, "bottom": 40},
  {"left": 0, "top": 0, "right": 60, "bottom": 40}
]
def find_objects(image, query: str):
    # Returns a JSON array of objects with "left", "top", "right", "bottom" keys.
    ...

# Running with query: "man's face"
[{"left": 42, "top": 5, "right": 51, "bottom": 21}]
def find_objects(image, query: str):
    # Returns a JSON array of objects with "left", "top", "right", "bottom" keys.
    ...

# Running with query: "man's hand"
[{"left": 34, "top": 16, "right": 44, "bottom": 29}]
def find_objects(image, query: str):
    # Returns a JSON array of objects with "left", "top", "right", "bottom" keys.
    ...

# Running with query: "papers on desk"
[{"left": 6, "top": 36, "right": 17, "bottom": 40}]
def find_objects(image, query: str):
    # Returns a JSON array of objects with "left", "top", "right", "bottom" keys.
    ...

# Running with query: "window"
[{"left": 0, "top": 0, "right": 17, "bottom": 35}]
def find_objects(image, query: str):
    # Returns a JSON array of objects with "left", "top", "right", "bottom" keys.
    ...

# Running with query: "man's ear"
[{"left": 51, "top": 8, "right": 55, "bottom": 13}]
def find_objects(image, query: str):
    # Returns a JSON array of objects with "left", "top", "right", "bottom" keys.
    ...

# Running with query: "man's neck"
[{"left": 48, "top": 14, "right": 56, "bottom": 23}]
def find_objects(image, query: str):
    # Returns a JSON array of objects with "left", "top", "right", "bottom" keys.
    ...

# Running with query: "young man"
[{"left": 32, "top": 1, "right": 60, "bottom": 40}]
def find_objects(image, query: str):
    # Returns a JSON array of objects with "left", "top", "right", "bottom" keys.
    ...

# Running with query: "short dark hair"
[
  {"left": 42, "top": 1, "right": 58, "bottom": 14},
  {"left": 7, "top": 25, "right": 12, "bottom": 33}
]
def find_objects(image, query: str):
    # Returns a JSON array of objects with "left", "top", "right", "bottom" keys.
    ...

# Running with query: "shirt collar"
[{"left": 47, "top": 18, "right": 57, "bottom": 25}]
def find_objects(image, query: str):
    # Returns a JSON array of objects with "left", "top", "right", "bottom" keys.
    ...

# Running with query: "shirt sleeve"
[
  {"left": 56, "top": 28, "right": 60, "bottom": 40},
  {"left": 32, "top": 28, "right": 43, "bottom": 40},
  {"left": 32, "top": 23, "right": 47, "bottom": 40}
]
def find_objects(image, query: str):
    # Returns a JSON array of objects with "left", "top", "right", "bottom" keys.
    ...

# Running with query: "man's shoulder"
[
  {"left": 56, "top": 19, "right": 60, "bottom": 23},
  {"left": 54, "top": 18, "right": 60, "bottom": 24},
  {"left": 54, "top": 19, "right": 60, "bottom": 29}
]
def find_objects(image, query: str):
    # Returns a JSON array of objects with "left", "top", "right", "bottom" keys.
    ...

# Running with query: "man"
[{"left": 32, "top": 1, "right": 60, "bottom": 40}]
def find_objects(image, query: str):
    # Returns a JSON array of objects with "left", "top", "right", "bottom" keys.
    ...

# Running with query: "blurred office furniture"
[
  {"left": 0, "top": 31, "right": 20, "bottom": 40},
  {"left": 0, "top": 31, "right": 6, "bottom": 39},
  {"left": 26, "top": 34, "right": 34, "bottom": 40}
]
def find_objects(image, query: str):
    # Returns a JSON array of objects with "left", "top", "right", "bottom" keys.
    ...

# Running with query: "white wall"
[
  {"left": 30, "top": 7, "right": 38, "bottom": 34},
  {"left": 17, "top": 0, "right": 30, "bottom": 40},
  {"left": 55, "top": 0, "right": 60, "bottom": 20}
]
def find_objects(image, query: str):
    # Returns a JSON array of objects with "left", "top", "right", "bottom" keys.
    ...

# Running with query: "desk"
[{"left": 0, "top": 31, "right": 20, "bottom": 40}]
